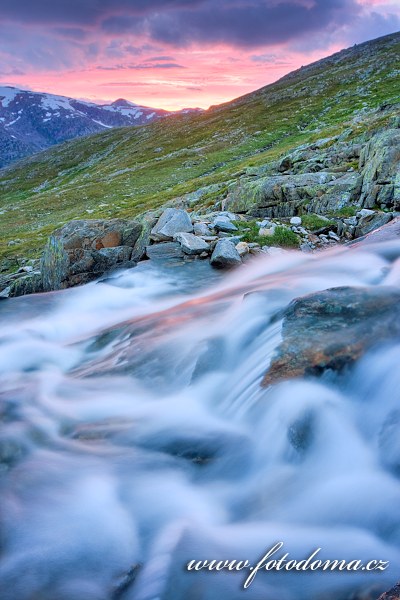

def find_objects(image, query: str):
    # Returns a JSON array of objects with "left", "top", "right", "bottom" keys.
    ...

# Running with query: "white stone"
[{"left": 290, "top": 216, "right": 302, "bottom": 226}]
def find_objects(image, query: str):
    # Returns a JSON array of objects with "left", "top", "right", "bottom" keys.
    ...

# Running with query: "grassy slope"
[{"left": 0, "top": 32, "right": 399, "bottom": 265}]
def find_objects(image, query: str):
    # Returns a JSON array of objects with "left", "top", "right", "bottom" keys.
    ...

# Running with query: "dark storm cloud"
[
  {"left": 0, "top": 0, "right": 361, "bottom": 49},
  {"left": 0, "top": 1, "right": 205, "bottom": 25}
]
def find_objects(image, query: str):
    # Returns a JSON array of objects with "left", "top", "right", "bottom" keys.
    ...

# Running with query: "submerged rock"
[
  {"left": 262, "top": 286, "right": 400, "bottom": 386},
  {"left": 210, "top": 239, "right": 242, "bottom": 269}
]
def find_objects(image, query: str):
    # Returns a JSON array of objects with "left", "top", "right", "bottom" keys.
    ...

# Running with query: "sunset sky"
[{"left": 0, "top": 0, "right": 399, "bottom": 110}]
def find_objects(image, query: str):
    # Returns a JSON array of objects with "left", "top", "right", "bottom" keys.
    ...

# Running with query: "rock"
[
  {"left": 328, "top": 231, "right": 340, "bottom": 241},
  {"left": 259, "top": 227, "right": 276, "bottom": 237},
  {"left": 300, "top": 243, "right": 313, "bottom": 253},
  {"left": 349, "top": 216, "right": 400, "bottom": 247},
  {"left": 290, "top": 216, "right": 302, "bottom": 226},
  {"left": 264, "top": 246, "right": 286, "bottom": 256},
  {"left": 226, "top": 171, "right": 362, "bottom": 218},
  {"left": 210, "top": 239, "right": 242, "bottom": 269},
  {"left": 356, "top": 208, "right": 375, "bottom": 218},
  {"left": 213, "top": 219, "right": 238, "bottom": 233},
  {"left": 41, "top": 218, "right": 142, "bottom": 291},
  {"left": 8, "top": 273, "right": 43, "bottom": 297},
  {"left": 262, "top": 286, "right": 400, "bottom": 386},
  {"left": 355, "top": 211, "right": 393, "bottom": 238},
  {"left": 193, "top": 223, "right": 212, "bottom": 236},
  {"left": 0, "top": 286, "right": 11, "bottom": 299},
  {"left": 235, "top": 242, "right": 250, "bottom": 257},
  {"left": 146, "top": 242, "right": 185, "bottom": 261},
  {"left": 359, "top": 128, "right": 400, "bottom": 210},
  {"left": 151, "top": 208, "right": 193, "bottom": 241},
  {"left": 378, "top": 582, "right": 400, "bottom": 600},
  {"left": 130, "top": 213, "right": 156, "bottom": 261},
  {"left": 173, "top": 232, "right": 210, "bottom": 255}
]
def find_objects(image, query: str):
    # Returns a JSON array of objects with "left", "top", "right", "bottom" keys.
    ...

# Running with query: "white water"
[{"left": 0, "top": 245, "right": 400, "bottom": 600}]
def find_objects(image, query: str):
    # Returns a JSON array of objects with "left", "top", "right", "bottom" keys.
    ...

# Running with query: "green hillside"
[{"left": 0, "top": 32, "right": 399, "bottom": 268}]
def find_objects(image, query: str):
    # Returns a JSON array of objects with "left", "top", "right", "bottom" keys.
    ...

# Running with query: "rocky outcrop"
[
  {"left": 262, "top": 286, "right": 400, "bottom": 386},
  {"left": 359, "top": 128, "right": 400, "bottom": 211},
  {"left": 226, "top": 171, "right": 362, "bottom": 218},
  {"left": 41, "top": 219, "right": 143, "bottom": 291}
]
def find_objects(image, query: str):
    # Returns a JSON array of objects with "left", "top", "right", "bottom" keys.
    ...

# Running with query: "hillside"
[
  {"left": 0, "top": 32, "right": 399, "bottom": 271},
  {"left": 0, "top": 87, "right": 202, "bottom": 168}
]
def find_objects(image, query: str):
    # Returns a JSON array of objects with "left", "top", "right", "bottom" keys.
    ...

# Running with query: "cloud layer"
[{"left": 0, "top": 0, "right": 398, "bottom": 109}]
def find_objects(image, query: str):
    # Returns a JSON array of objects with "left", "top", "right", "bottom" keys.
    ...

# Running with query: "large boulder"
[
  {"left": 359, "top": 128, "right": 400, "bottom": 211},
  {"left": 210, "top": 239, "right": 242, "bottom": 269},
  {"left": 151, "top": 208, "right": 193, "bottom": 241},
  {"left": 262, "top": 286, "right": 400, "bottom": 386},
  {"left": 41, "top": 218, "right": 142, "bottom": 291}
]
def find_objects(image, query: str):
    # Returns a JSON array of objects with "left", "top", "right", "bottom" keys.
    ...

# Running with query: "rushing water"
[{"left": 1, "top": 244, "right": 400, "bottom": 600}]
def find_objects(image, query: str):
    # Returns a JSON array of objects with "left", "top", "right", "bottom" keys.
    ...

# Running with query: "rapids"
[{"left": 0, "top": 243, "right": 400, "bottom": 600}]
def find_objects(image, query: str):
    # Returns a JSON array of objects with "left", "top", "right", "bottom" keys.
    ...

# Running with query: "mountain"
[
  {"left": 0, "top": 87, "right": 202, "bottom": 168},
  {"left": 0, "top": 32, "right": 399, "bottom": 270}
]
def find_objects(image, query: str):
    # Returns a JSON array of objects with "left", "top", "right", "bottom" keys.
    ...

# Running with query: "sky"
[{"left": 0, "top": 0, "right": 399, "bottom": 110}]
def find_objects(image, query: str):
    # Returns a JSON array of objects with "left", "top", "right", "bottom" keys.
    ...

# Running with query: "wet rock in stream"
[{"left": 262, "top": 286, "right": 400, "bottom": 386}]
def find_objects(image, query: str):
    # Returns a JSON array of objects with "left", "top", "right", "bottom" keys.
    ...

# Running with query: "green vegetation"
[
  {"left": 234, "top": 221, "right": 299, "bottom": 247},
  {"left": 329, "top": 206, "right": 358, "bottom": 218},
  {"left": 0, "top": 33, "right": 399, "bottom": 267},
  {"left": 301, "top": 214, "right": 335, "bottom": 230},
  {"left": 267, "top": 226, "right": 300, "bottom": 248}
]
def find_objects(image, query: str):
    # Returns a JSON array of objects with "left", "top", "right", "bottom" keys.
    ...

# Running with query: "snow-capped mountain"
[{"left": 0, "top": 87, "right": 202, "bottom": 168}]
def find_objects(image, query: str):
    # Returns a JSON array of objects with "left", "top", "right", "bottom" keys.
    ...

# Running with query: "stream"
[{"left": 0, "top": 244, "right": 400, "bottom": 600}]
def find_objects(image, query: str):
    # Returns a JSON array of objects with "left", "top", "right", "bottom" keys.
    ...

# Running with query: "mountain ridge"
[
  {"left": 0, "top": 31, "right": 399, "bottom": 270},
  {"left": 0, "top": 86, "right": 202, "bottom": 168}
]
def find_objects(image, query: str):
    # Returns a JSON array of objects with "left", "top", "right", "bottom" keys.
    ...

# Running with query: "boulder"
[
  {"left": 235, "top": 242, "right": 250, "bottom": 257},
  {"left": 41, "top": 218, "right": 142, "bottom": 291},
  {"left": 146, "top": 242, "right": 185, "bottom": 261},
  {"left": 290, "top": 216, "right": 302, "bottom": 226},
  {"left": 151, "top": 208, "right": 193, "bottom": 241},
  {"left": 173, "top": 232, "right": 210, "bottom": 255},
  {"left": 210, "top": 239, "right": 242, "bottom": 269},
  {"left": 193, "top": 223, "right": 212, "bottom": 236},
  {"left": 262, "top": 286, "right": 400, "bottom": 386},
  {"left": 213, "top": 219, "right": 238, "bottom": 233},
  {"left": 354, "top": 211, "right": 393, "bottom": 238}
]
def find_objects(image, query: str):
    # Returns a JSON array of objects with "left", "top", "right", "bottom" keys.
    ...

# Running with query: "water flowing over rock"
[
  {"left": 1, "top": 240, "right": 400, "bottom": 600},
  {"left": 262, "top": 286, "right": 400, "bottom": 386}
]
